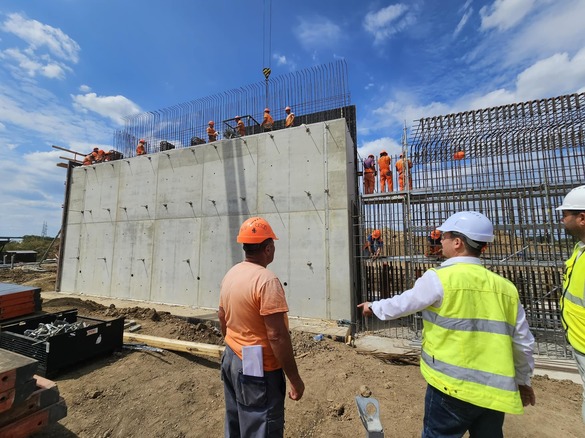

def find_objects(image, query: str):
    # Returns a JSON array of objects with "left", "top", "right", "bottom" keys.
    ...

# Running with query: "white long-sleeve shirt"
[{"left": 370, "top": 256, "right": 535, "bottom": 386}]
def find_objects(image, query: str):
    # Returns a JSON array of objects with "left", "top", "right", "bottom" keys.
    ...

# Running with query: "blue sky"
[{"left": 1, "top": 0, "right": 584, "bottom": 237}]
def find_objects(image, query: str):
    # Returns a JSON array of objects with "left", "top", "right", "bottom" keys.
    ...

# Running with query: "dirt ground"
[{"left": 2, "top": 264, "right": 585, "bottom": 437}]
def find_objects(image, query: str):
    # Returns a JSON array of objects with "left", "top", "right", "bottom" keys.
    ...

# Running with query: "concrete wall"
[{"left": 59, "top": 118, "right": 357, "bottom": 320}]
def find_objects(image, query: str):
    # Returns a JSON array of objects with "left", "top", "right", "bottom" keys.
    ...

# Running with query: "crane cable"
[{"left": 262, "top": 0, "right": 272, "bottom": 107}]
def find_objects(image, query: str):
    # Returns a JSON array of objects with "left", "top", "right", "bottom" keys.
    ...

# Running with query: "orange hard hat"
[
  {"left": 264, "top": 108, "right": 270, "bottom": 113},
  {"left": 430, "top": 229, "right": 441, "bottom": 239},
  {"left": 208, "top": 121, "right": 214, "bottom": 125},
  {"left": 372, "top": 229, "right": 381, "bottom": 239},
  {"left": 285, "top": 106, "right": 291, "bottom": 111},
  {"left": 237, "top": 217, "right": 278, "bottom": 244},
  {"left": 139, "top": 139, "right": 145, "bottom": 143}
]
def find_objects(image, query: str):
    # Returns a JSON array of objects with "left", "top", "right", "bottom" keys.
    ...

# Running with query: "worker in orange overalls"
[
  {"left": 235, "top": 116, "right": 246, "bottom": 137},
  {"left": 378, "top": 150, "right": 392, "bottom": 192},
  {"left": 425, "top": 229, "right": 443, "bottom": 258},
  {"left": 261, "top": 108, "right": 274, "bottom": 132},
  {"left": 285, "top": 106, "right": 295, "bottom": 128},
  {"left": 207, "top": 121, "right": 218, "bottom": 142},
  {"left": 82, "top": 155, "right": 92, "bottom": 166},
  {"left": 396, "top": 153, "right": 413, "bottom": 191},
  {"left": 136, "top": 139, "right": 147, "bottom": 156},
  {"left": 453, "top": 147, "right": 465, "bottom": 160},
  {"left": 363, "top": 154, "right": 376, "bottom": 194}
]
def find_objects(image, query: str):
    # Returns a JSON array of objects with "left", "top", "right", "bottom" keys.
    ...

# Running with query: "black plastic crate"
[{"left": 0, "top": 309, "right": 124, "bottom": 377}]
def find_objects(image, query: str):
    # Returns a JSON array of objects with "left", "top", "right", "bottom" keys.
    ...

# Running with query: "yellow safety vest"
[
  {"left": 420, "top": 263, "right": 524, "bottom": 414},
  {"left": 561, "top": 243, "right": 585, "bottom": 354}
]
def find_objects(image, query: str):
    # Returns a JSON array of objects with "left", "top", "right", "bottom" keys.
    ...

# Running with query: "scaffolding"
[
  {"left": 113, "top": 60, "right": 353, "bottom": 157},
  {"left": 357, "top": 92, "right": 585, "bottom": 359}
]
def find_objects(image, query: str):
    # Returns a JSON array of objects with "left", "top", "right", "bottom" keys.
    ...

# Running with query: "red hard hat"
[
  {"left": 264, "top": 108, "right": 270, "bottom": 113},
  {"left": 139, "top": 139, "right": 145, "bottom": 143},
  {"left": 372, "top": 229, "right": 381, "bottom": 239}
]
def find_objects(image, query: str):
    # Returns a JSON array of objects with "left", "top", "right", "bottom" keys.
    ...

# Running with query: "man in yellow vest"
[
  {"left": 557, "top": 185, "right": 585, "bottom": 423},
  {"left": 358, "top": 211, "right": 536, "bottom": 437}
]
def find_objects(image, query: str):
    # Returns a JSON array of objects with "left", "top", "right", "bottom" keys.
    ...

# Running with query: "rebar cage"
[
  {"left": 357, "top": 92, "right": 585, "bottom": 359},
  {"left": 113, "top": 60, "right": 352, "bottom": 157}
]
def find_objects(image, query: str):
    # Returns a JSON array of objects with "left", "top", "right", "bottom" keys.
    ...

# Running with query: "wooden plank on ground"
[{"left": 123, "top": 332, "right": 224, "bottom": 359}]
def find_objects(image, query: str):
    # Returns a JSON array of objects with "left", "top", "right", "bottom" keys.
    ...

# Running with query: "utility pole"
[{"left": 41, "top": 221, "right": 48, "bottom": 237}]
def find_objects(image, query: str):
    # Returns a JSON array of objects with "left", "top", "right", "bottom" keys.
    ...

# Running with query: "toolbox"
[{"left": 0, "top": 309, "right": 124, "bottom": 377}]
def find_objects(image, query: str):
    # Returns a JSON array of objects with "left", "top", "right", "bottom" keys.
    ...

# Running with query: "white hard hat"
[
  {"left": 556, "top": 185, "right": 585, "bottom": 211},
  {"left": 437, "top": 211, "right": 494, "bottom": 243}
]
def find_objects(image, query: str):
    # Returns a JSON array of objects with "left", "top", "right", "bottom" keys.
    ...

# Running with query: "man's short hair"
[
  {"left": 243, "top": 238, "right": 273, "bottom": 253},
  {"left": 450, "top": 231, "right": 486, "bottom": 257}
]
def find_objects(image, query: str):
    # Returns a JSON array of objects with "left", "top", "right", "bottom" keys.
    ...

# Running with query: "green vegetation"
[{"left": 4, "top": 235, "right": 60, "bottom": 259}]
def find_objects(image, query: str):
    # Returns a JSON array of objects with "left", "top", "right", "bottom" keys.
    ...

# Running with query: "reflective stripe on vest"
[
  {"left": 421, "top": 350, "right": 517, "bottom": 392},
  {"left": 422, "top": 310, "right": 514, "bottom": 337},
  {"left": 561, "top": 244, "right": 585, "bottom": 353},
  {"left": 421, "top": 263, "right": 522, "bottom": 414}
]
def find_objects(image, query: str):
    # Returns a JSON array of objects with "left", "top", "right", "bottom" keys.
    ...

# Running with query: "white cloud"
[
  {"left": 79, "top": 84, "right": 91, "bottom": 93},
  {"left": 358, "top": 137, "right": 402, "bottom": 161},
  {"left": 515, "top": 49, "right": 585, "bottom": 99},
  {"left": 453, "top": 6, "right": 473, "bottom": 38},
  {"left": 363, "top": 4, "right": 414, "bottom": 44},
  {"left": 295, "top": 16, "right": 342, "bottom": 50},
  {"left": 503, "top": 0, "right": 585, "bottom": 64},
  {"left": 480, "top": 0, "right": 537, "bottom": 31},
  {"left": 71, "top": 93, "right": 142, "bottom": 125},
  {"left": 273, "top": 53, "right": 297, "bottom": 70},
  {"left": 1, "top": 13, "right": 80, "bottom": 63}
]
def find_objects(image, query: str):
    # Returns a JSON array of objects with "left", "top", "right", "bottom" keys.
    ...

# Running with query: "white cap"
[
  {"left": 437, "top": 211, "right": 494, "bottom": 243},
  {"left": 556, "top": 185, "right": 585, "bottom": 211}
]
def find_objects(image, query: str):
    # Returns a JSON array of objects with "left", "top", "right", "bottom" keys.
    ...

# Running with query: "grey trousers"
[{"left": 221, "top": 345, "right": 286, "bottom": 437}]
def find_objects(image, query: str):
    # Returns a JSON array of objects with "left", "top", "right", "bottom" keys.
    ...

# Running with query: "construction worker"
[
  {"left": 261, "top": 108, "right": 274, "bottom": 132},
  {"left": 557, "top": 185, "right": 585, "bottom": 423},
  {"left": 396, "top": 153, "right": 413, "bottom": 191},
  {"left": 95, "top": 149, "right": 106, "bottom": 163},
  {"left": 363, "top": 154, "right": 376, "bottom": 195},
  {"left": 235, "top": 116, "right": 246, "bottom": 137},
  {"left": 453, "top": 147, "right": 465, "bottom": 160},
  {"left": 285, "top": 106, "right": 295, "bottom": 128},
  {"left": 82, "top": 155, "right": 92, "bottom": 166},
  {"left": 219, "top": 217, "right": 304, "bottom": 437},
  {"left": 136, "top": 139, "right": 147, "bottom": 156},
  {"left": 425, "top": 229, "right": 443, "bottom": 258},
  {"left": 358, "top": 211, "right": 535, "bottom": 436},
  {"left": 378, "top": 150, "right": 392, "bottom": 192},
  {"left": 363, "top": 229, "right": 383, "bottom": 259},
  {"left": 207, "top": 121, "right": 218, "bottom": 142}
]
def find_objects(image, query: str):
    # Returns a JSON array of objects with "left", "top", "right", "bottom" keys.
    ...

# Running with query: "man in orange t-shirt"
[
  {"left": 219, "top": 217, "right": 304, "bottom": 437},
  {"left": 396, "top": 153, "right": 413, "bottom": 191}
]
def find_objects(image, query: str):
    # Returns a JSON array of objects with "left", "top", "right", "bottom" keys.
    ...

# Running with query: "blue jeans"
[
  {"left": 422, "top": 385, "right": 505, "bottom": 438},
  {"left": 221, "top": 345, "right": 286, "bottom": 437}
]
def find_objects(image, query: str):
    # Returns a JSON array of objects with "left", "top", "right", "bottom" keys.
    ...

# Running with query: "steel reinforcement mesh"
[
  {"left": 356, "top": 92, "right": 585, "bottom": 359},
  {"left": 113, "top": 60, "right": 352, "bottom": 157}
]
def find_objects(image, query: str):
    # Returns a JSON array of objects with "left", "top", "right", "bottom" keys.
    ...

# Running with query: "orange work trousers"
[
  {"left": 398, "top": 173, "right": 412, "bottom": 191},
  {"left": 363, "top": 170, "right": 375, "bottom": 194},
  {"left": 379, "top": 170, "right": 393, "bottom": 192}
]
